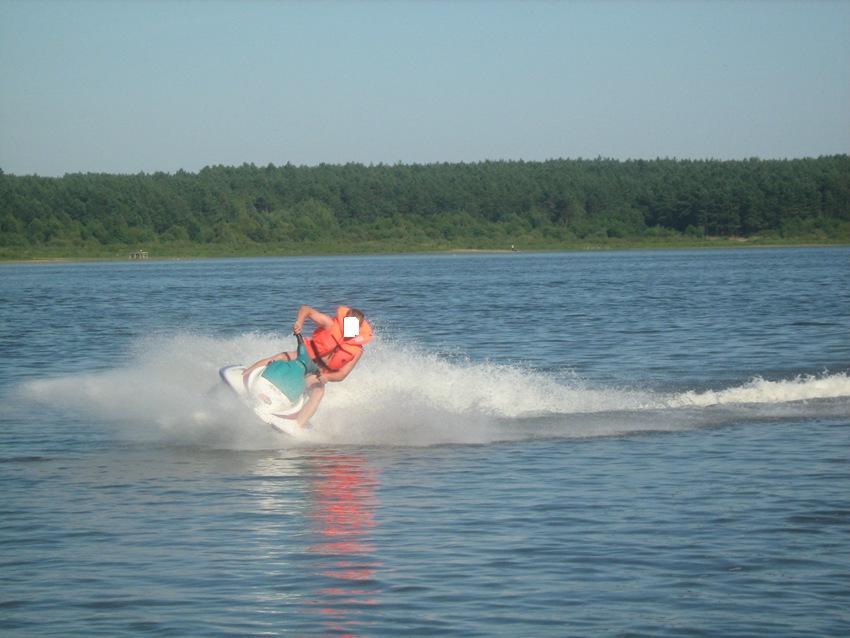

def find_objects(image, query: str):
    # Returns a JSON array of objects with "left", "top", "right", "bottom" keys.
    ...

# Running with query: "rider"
[{"left": 243, "top": 305, "right": 372, "bottom": 427}]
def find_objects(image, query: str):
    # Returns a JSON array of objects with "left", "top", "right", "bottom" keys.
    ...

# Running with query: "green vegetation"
[{"left": 1, "top": 156, "right": 848, "bottom": 260}]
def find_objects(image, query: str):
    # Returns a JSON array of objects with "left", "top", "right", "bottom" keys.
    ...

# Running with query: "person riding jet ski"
[{"left": 242, "top": 305, "right": 372, "bottom": 427}]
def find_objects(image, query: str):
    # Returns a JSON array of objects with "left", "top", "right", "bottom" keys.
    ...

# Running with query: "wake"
[{"left": 17, "top": 333, "right": 850, "bottom": 448}]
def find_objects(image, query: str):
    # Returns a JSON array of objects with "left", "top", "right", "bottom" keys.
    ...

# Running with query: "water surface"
[{"left": 1, "top": 248, "right": 849, "bottom": 636}]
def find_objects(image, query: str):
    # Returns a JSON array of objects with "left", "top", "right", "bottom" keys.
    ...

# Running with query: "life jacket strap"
[
  {"left": 307, "top": 337, "right": 335, "bottom": 371},
  {"left": 311, "top": 336, "right": 354, "bottom": 372}
]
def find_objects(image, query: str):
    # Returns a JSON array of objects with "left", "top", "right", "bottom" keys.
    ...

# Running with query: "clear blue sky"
[{"left": 1, "top": 0, "right": 848, "bottom": 176}]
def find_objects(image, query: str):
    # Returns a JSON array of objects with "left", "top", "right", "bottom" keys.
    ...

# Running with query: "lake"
[{"left": 1, "top": 247, "right": 849, "bottom": 636}]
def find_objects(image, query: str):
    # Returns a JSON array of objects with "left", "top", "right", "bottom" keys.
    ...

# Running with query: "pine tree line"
[{"left": 1, "top": 156, "right": 847, "bottom": 252}]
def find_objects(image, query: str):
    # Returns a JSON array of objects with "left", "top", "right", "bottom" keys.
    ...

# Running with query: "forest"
[{"left": 1, "top": 156, "right": 848, "bottom": 258}]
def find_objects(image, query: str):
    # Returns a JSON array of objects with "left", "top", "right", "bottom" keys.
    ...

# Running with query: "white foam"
[
  {"left": 21, "top": 332, "right": 293, "bottom": 450},
  {"left": 667, "top": 373, "right": 850, "bottom": 408},
  {"left": 16, "top": 333, "right": 850, "bottom": 448}
]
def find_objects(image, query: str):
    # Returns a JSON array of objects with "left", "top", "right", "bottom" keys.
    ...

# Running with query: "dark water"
[{"left": 1, "top": 248, "right": 849, "bottom": 636}]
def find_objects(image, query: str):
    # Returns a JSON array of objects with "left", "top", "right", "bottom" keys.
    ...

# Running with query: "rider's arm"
[
  {"left": 320, "top": 348, "right": 363, "bottom": 383},
  {"left": 293, "top": 305, "right": 334, "bottom": 334}
]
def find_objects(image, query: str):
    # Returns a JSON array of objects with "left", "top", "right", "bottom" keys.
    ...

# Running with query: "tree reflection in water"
[{"left": 307, "top": 453, "right": 382, "bottom": 636}]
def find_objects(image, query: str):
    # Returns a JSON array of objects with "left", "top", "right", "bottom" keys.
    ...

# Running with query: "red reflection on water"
[{"left": 307, "top": 453, "right": 381, "bottom": 636}]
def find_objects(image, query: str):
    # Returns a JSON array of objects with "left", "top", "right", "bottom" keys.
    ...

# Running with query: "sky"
[{"left": 1, "top": 0, "right": 848, "bottom": 176}]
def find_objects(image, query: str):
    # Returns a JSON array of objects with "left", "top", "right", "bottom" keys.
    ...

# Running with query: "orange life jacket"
[{"left": 306, "top": 306, "right": 373, "bottom": 371}]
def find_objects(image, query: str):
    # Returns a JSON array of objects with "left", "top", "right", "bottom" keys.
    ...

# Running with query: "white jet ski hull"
[{"left": 219, "top": 365, "right": 307, "bottom": 437}]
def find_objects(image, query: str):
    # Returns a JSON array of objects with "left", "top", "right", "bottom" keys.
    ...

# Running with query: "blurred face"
[{"left": 343, "top": 315, "right": 360, "bottom": 338}]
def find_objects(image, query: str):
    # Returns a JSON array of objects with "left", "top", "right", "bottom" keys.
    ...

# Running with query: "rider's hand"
[{"left": 293, "top": 322, "right": 302, "bottom": 335}]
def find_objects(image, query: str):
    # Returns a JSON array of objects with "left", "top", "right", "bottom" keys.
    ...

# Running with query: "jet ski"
[{"left": 219, "top": 333, "right": 312, "bottom": 437}]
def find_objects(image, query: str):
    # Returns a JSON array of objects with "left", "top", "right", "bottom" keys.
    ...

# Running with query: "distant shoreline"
[
  {"left": 2, "top": 157, "right": 847, "bottom": 263},
  {"left": 3, "top": 239, "right": 848, "bottom": 264}
]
